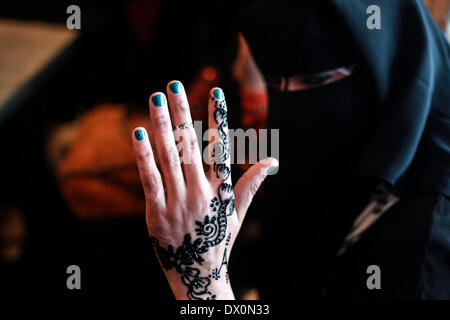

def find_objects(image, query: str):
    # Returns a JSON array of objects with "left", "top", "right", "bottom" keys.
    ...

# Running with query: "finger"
[
  {"left": 207, "top": 87, "right": 231, "bottom": 186},
  {"left": 132, "top": 127, "right": 166, "bottom": 210},
  {"left": 166, "top": 80, "right": 206, "bottom": 189},
  {"left": 149, "top": 92, "right": 185, "bottom": 199},
  {"left": 234, "top": 157, "right": 279, "bottom": 222}
]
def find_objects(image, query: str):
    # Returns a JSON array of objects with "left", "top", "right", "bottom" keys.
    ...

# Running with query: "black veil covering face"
[
  {"left": 238, "top": 0, "right": 373, "bottom": 299},
  {"left": 237, "top": 0, "right": 450, "bottom": 299}
]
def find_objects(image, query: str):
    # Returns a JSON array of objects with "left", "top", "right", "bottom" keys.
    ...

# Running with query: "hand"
[{"left": 132, "top": 80, "right": 278, "bottom": 300}]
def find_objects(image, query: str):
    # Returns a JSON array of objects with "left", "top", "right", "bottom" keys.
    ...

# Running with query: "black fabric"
[
  {"left": 326, "top": 192, "right": 450, "bottom": 299},
  {"left": 240, "top": 0, "right": 361, "bottom": 76},
  {"left": 239, "top": 0, "right": 450, "bottom": 299}
]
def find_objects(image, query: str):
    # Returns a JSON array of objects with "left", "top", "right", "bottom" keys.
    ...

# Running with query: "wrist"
[
  {"left": 164, "top": 268, "right": 235, "bottom": 300},
  {"left": 151, "top": 235, "right": 235, "bottom": 300}
]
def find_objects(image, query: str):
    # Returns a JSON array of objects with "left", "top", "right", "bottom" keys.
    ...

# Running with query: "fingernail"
[
  {"left": 151, "top": 93, "right": 166, "bottom": 107},
  {"left": 169, "top": 81, "right": 183, "bottom": 94},
  {"left": 134, "top": 129, "right": 146, "bottom": 141},
  {"left": 266, "top": 166, "right": 278, "bottom": 175},
  {"left": 212, "top": 88, "right": 223, "bottom": 100}
]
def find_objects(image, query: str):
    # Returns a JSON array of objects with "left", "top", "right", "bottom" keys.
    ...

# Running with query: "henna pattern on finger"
[
  {"left": 215, "top": 163, "right": 231, "bottom": 180},
  {"left": 211, "top": 95, "right": 231, "bottom": 177},
  {"left": 149, "top": 92, "right": 235, "bottom": 300},
  {"left": 212, "top": 97, "right": 230, "bottom": 162}
]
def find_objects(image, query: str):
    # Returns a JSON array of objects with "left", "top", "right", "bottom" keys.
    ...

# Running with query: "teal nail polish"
[
  {"left": 152, "top": 94, "right": 166, "bottom": 107},
  {"left": 134, "top": 129, "right": 145, "bottom": 141},
  {"left": 169, "top": 81, "right": 182, "bottom": 94},
  {"left": 266, "top": 166, "right": 278, "bottom": 175},
  {"left": 213, "top": 88, "right": 223, "bottom": 100}
]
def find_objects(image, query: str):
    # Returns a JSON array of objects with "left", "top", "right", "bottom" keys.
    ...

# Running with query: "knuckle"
[
  {"left": 146, "top": 196, "right": 162, "bottom": 214},
  {"left": 154, "top": 115, "right": 171, "bottom": 130},
  {"left": 195, "top": 190, "right": 209, "bottom": 206},
  {"left": 165, "top": 210, "right": 181, "bottom": 225},
  {"left": 161, "top": 148, "right": 181, "bottom": 169},
  {"left": 143, "top": 172, "right": 161, "bottom": 195},
  {"left": 136, "top": 150, "right": 151, "bottom": 162},
  {"left": 244, "top": 192, "right": 253, "bottom": 207},
  {"left": 241, "top": 173, "right": 259, "bottom": 198},
  {"left": 186, "top": 134, "right": 198, "bottom": 154},
  {"left": 185, "top": 188, "right": 208, "bottom": 209},
  {"left": 165, "top": 204, "right": 184, "bottom": 223},
  {"left": 250, "top": 181, "right": 260, "bottom": 197},
  {"left": 178, "top": 133, "right": 196, "bottom": 155},
  {"left": 176, "top": 101, "right": 189, "bottom": 113},
  {"left": 146, "top": 214, "right": 169, "bottom": 237}
]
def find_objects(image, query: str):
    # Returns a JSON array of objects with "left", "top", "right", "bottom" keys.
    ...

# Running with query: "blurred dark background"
[{"left": 0, "top": 0, "right": 265, "bottom": 299}]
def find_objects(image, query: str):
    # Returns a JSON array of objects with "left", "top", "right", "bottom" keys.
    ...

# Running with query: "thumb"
[{"left": 234, "top": 157, "right": 279, "bottom": 222}]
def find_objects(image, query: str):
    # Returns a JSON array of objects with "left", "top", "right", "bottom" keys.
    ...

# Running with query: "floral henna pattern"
[{"left": 182, "top": 267, "right": 215, "bottom": 300}]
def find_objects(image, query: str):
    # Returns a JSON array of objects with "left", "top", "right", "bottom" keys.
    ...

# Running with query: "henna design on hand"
[{"left": 150, "top": 94, "right": 234, "bottom": 300}]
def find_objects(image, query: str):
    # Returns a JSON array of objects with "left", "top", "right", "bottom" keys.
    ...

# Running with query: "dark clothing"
[
  {"left": 239, "top": 0, "right": 450, "bottom": 299},
  {"left": 327, "top": 191, "right": 450, "bottom": 299}
]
